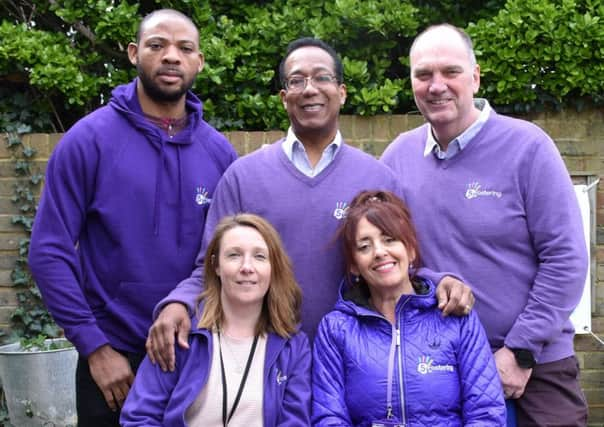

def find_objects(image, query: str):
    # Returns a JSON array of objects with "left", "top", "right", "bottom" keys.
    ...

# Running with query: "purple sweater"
[
  {"left": 381, "top": 110, "right": 587, "bottom": 363},
  {"left": 160, "top": 140, "right": 403, "bottom": 337},
  {"left": 28, "top": 79, "right": 237, "bottom": 356}
]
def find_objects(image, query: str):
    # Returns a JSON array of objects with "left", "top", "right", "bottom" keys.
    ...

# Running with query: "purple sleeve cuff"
[
  {"left": 416, "top": 267, "right": 467, "bottom": 287},
  {"left": 70, "top": 324, "right": 110, "bottom": 357},
  {"left": 152, "top": 274, "right": 202, "bottom": 320}
]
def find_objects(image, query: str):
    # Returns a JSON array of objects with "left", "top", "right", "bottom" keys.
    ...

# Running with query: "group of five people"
[{"left": 28, "top": 8, "right": 588, "bottom": 427}]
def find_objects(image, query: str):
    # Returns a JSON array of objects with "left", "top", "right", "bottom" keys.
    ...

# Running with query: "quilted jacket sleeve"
[
  {"left": 458, "top": 312, "right": 506, "bottom": 425},
  {"left": 311, "top": 315, "right": 353, "bottom": 426}
]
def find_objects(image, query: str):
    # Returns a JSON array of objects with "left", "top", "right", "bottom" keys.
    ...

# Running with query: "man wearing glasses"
[{"left": 145, "top": 38, "right": 473, "bottom": 371}]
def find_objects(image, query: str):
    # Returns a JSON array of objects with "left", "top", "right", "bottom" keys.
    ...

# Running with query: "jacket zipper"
[{"left": 397, "top": 301, "right": 408, "bottom": 426}]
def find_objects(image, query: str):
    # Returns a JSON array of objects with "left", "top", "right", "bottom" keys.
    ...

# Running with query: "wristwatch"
[{"left": 511, "top": 348, "right": 536, "bottom": 369}]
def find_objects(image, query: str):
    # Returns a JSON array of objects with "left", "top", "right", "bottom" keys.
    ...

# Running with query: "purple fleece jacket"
[
  {"left": 158, "top": 140, "right": 404, "bottom": 338},
  {"left": 381, "top": 110, "right": 587, "bottom": 363},
  {"left": 120, "top": 325, "right": 311, "bottom": 426},
  {"left": 28, "top": 79, "right": 237, "bottom": 356}
]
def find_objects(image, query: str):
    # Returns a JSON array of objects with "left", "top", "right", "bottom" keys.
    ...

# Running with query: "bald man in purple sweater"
[{"left": 382, "top": 24, "right": 588, "bottom": 426}]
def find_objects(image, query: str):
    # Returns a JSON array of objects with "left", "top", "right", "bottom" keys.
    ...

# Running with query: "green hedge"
[
  {"left": 0, "top": 0, "right": 602, "bottom": 131},
  {"left": 469, "top": 0, "right": 604, "bottom": 112}
]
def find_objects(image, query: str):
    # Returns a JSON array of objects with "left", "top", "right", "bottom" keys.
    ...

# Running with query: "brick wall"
[{"left": 2, "top": 110, "right": 603, "bottom": 424}]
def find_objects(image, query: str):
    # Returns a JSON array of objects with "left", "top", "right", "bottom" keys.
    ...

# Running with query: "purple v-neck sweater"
[
  {"left": 162, "top": 140, "right": 402, "bottom": 338},
  {"left": 381, "top": 110, "right": 587, "bottom": 363}
]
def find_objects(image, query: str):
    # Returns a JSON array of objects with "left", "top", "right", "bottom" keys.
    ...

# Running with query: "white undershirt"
[{"left": 185, "top": 331, "right": 266, "bottom": 426}]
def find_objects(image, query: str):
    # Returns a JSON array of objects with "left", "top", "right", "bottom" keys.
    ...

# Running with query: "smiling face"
[
  {"left": 128, "top": 11, "right": 204, "bottom": 106},
  {"left": 410, "top": 26, "right": 480, "bottom": 147},
  {"left": 351, "top": 216, "right": 415, "bottom": 297},
  {"left": 279, "top": 46, "right": 346, "bottom": 146},
  {"left": 215, "top": 226, "right": 271, "bottom": 311}
]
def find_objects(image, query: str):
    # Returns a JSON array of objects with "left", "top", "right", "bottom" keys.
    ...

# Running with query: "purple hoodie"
[{"left": 28, "top": 79, "right": 237, "bottom": 356}]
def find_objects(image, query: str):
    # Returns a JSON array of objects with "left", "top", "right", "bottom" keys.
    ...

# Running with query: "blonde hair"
[{"left": 197, "top": 214, "right": 302, "bottom": 338}]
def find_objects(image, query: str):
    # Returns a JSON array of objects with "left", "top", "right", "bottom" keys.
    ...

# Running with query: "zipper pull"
[
  {"left": 396, "top": 328, "right": 401, "bottom": 347},
  {"left": 387, "top": 405, "right": 393, "bottom": 419}
]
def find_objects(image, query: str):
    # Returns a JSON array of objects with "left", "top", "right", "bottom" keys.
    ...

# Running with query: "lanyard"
[{"left": 217, "top": 332, "right": 259, "bottom": 427}]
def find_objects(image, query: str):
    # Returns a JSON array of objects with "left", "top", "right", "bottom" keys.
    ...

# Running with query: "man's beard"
[{"left": 137, "top": 64, "right": 195, "bottom": 103}]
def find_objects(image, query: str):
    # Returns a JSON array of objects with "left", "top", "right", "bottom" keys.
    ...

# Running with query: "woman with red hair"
[{"left": 312, "top": 190, "right": 505, "bottom": 426}]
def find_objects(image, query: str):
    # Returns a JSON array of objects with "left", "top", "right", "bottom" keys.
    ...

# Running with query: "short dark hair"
[
  {"left": 278, "top": 37, "right": 344, "bottom": 87},
  {"left": 339, "top": 190, "right": 422, "bottom": 287},
  {"left": 135, "top": 9, "right": 198, "bottom": 44}
]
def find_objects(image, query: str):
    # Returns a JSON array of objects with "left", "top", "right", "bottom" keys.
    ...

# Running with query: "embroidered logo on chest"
[
  {"left": 195, "top": 186, "right": 211, "bottom": 206},
  {"left": 465, "top": 182, "right": 502, "bottom": 200},
  {"left": 276, "top": 369, "right": 288, "bottom": 385},
  {"left": 333, "top": 202, "right": 349, "bottom": 220},
  {"left": 417, "top": 355, "right": 454, "bottom": 375}
]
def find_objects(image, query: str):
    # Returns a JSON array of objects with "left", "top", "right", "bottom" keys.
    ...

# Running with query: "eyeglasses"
[{"left": 284, "top": 74, "right": 338, "bottom": 92}]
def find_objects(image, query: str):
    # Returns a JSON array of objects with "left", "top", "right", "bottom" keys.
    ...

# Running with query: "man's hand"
[
  {"left": 435, "top": 275, "right": 475, "bottom": 316},
  {"left": 88, "top": 345, "right": 134, "bottom": 411},
  {"left": 145, "top": 302, "right": 190, "bottom": 372},
  {"left": 494, "top": 346, "right": 532, "bottom": 399}
]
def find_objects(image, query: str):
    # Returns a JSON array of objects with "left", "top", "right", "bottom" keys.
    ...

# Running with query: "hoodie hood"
[
  {"left": 109, "top": 78, "right": 204, "bottom": 146},
  {"left": 108, "top": 79, "right": 204, "bottom": 245}
]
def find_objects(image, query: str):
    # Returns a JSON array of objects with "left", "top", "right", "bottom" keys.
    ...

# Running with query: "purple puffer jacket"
[
  {"left": 312, "top": 277, "right": 505, "bottom": 426},
  {"left": 121, "top": 324, "right": 311, "bottom": 426}
]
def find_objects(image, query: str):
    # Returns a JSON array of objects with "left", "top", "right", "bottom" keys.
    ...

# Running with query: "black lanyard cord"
[{"left": 218, "top": 332, "right": 259, "bottom": 427}]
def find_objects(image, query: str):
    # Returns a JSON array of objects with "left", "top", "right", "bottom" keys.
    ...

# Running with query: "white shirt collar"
[{"left": 282, "top": 127, "right": 342, "bottom": 161}]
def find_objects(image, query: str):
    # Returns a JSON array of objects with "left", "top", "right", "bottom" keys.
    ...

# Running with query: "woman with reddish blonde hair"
[
  {"left": 312, "top": 190, "right": 505, "bottom": 426},
  {"left": 122, "top": 214, "right": 311, "bottom": 426}
]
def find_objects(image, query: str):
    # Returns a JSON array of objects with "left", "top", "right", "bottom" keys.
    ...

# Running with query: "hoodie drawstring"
[
  {"left": 152, "top": 142, "right": 184, "bottom": 249},
  {"left": 176, "top": 145, "right": 183, "bottom": 248},
  {"left": 153, "top": 142, "right": 166, "bottom": 237}
]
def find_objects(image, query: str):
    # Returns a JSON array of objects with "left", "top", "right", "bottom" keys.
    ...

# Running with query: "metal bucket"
[{"left": 0, "top": 338, "right": 77, "bottom": 427}]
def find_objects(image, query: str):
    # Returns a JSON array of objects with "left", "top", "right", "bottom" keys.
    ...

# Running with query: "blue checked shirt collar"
[{"left": 423, "top": 98, "right": 491, "bottom": 159}]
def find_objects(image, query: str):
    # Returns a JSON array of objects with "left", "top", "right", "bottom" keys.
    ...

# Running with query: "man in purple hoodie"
[
  {"left": 28, "top": 9, "right": 236, "bottom": 426},
  {"left": 146, "top": 37, "right": 474, "bottom": 373},
  {"left": 381, "top": 24, "right": 588, "bottom": 426}
]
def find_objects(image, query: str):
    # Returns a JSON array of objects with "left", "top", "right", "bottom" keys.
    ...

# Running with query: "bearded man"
[{"left": 28, "top": 9, "right": 236, "bottom": 426}]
